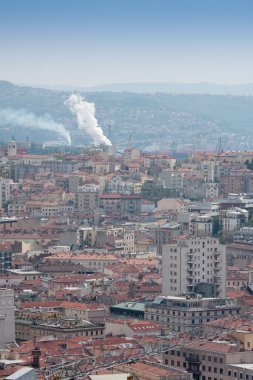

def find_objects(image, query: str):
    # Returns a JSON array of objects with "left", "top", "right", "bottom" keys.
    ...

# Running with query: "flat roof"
[
  {"left": 230, "top": 364, "right": 253, "bottom": 370},
  {"left": 5, "top": 368, "right": 35, "bottom": 380},
  {"left": 89, "top": 375, "right": 130, "bottom": 380},
  {"left": 7, "top": 269, "right": 42, "bottom": 275},
  {"left": 111, "top": 302, "right": 145, "bottom": 312},
  {"left": 0, "top": 217, "right": 17, "bottom": 224}
]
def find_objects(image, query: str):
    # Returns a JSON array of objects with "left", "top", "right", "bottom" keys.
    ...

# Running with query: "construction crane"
[{"left": 191, "top": 133, "right": 201, "bottom": 162}]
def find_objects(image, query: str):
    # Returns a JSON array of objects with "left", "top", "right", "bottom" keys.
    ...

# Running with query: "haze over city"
[
  {"left": 2, "top": 2, "right": 253, "bottom": 380},
  {"left": 0, "top": 0, "right": 253, "bottom": 87}
]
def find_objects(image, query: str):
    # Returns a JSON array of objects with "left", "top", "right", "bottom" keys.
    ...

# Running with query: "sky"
[{"left": 0, "top": 0, "right": 252, "bottom": 87}]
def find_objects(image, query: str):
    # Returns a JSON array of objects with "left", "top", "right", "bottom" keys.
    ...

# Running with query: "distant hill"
[
  {"left": 0, "top": 80, "right": 253, "bottom": 151},
  {"left": 25, "top": 81, "right": 253, "bottom": 96}
]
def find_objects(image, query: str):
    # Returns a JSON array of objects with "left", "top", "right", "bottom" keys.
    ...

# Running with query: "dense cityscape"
[
  {"left": 1, "top": 136, "right": 253, "bottom": 379},
  {"left": 1, "top": 0, "right": 253, "bottom": 379}
]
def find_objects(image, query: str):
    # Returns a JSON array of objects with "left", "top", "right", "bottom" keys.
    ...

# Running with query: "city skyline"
[{"left": 0, "top": 0, "right": 253, "bottom": 87}]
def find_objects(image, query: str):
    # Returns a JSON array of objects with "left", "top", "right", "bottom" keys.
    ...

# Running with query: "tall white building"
[
  {"left": 162, "top": 236, "right": 226, "bottom": 298},
  {"left": 7, "top": 140, "right": 17, "bottom": 156},
  {"left": 0, "top": 288, "right": 15, "bottom": 348},
  {"left": 0, "top": 178, "right": 12, "bottom": 209}
]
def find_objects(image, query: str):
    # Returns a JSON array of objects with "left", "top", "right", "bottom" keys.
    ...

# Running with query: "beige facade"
[
  {"left": 0, "top": 288, "right": 15, "bottom": 347},
  {"left": 162, "top": 237, "right": 226, "bottom": 298},
  {"left": 145, "top": 295, "right": 239, "bottom": 332},
  {"left": 15, "top": 319, "right": 105, "bottom": 341},
  {"left": 61, "top": 302, "right": 106, "bottom": 323},
  {"left": 163, "top": 339, "right": 253, "bottom": 380},
  {"left": 155, "top": 223, "right": 182, "bottom": 256},
  {"left": 75, "top": 189, "right": 98, "bottom": 212}
]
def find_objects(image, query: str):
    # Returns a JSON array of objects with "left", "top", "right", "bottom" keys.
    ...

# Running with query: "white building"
[
  {"left": 204, "top": 182, "right": 219, "bottom": 199},
  {"left": 7, "top": 140, "right": 17, "bottom": 157},
  {"left": 0, "top": 178, "right": 12, "bottom": 209},
  {"left": 144, "top": 154, "right": 176, "bottom": 170},
  {"left": 189, "top": 214, "right": 213, "bottom": 237},
  {"left": 220, "top": 208, "right": 248, "bottom": 234},
  {"left": 158, "top": 169, "right": 184, "bottom": 191},
  {"left": 0, "top": 288, "right": 15, "bottom": 348},
  {"left": 162, "top": 236, "right": 226, "bottom": 298}
]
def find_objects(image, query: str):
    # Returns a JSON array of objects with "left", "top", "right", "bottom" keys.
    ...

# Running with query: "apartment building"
[
  {"left": 162, "top": 237, "right": 226, "bottom": 298},
  {"left": 0, "top": 178, "right": 12, "bottom": 209},
  {"left": 77, "top": 226, "right": 135, "bottom": 254},
  {"left": 155, "top": 222, "right": 182, "bottom": 256},
  {"left": 0, "top": 242, "right": 12, "bottom": 273},
  {"left": 163, "top": 338, "right": 253, "bottom": 380},
  {"left": 143, "top": 154, "right": 176, "bottom": 170},
  {"left": 220, "top": 208, "right": 248, "bottom": 234},
  {"left": 145, "top": 295, "right": 240, "bottom": 332},
  {"left": 75, "top": 184, "right": 99, "bottom": 212},
  {"left": 158, "top": 169, "right": 184, "bottom": 191},
  {"left": 46, "top": 252, "right": 118, "bottom": 271},
  {"left": 204, "top": 182, "right": 219, "bottom": 199},
  {"left": 226, "top": 243, "right": 253, "bottom": 269},
  {"left": 99, "top": 194, "right": 141, "bottom": 215},
  {"left": 189, "top": 215, "right": 213, "bottom": 237},
  {"left": 233, "top": 227, "right": 253, "bottom": 243},
  {"left": 0, "top": 288, "right": 15, "bottom": 348}
]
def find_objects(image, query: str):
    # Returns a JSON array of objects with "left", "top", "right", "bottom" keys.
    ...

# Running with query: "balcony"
[{"left": 186, "top": 355, "right": 200, "bottom": 365}]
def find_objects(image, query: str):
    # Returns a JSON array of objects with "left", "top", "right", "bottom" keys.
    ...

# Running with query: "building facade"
[
  {"left": 145, "top": 295, "right": 240, "bottom": 332},
  {"left": 162, "top": 237, "right": 226, "bottom": 298},
  {"left": 0, "top": 288, "right": 15, "bottom": 348}
]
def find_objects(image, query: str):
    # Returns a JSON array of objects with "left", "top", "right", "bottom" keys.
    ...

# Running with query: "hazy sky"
[{"left": 0, "top": 0, "right": 252, "bottom": 87}]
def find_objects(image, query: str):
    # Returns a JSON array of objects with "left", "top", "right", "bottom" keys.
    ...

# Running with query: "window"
[
  {"left": 208, "top": 356, "right": 211, "bottom": 361},
  {"left": 220, "top": 368, "right": 223, "bottom": 374},
  {"left": 171, "top": 360, "right": 174, "bottom": 365},
  {"left": 208, "top": 367, "right": 212, "bottom": 372}
]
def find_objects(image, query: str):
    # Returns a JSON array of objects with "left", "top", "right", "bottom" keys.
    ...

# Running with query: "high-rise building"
[
  {"left": 0, "top": 242, "right": 12, "bottom": 273},
  {"left": 162, "top": 236, "right": 226, "bottom": 298},
  {"left": 7, "top": 140, "right": 17, "bottom": 157},
  {"left": 0, "top": 178, "right": 12, "bottom": 209},
  {"left": 0, "top": 288, "right": 15, "bottom": 348},
  {"left": 75, "top": 185, "right": 99, "bottom": 212}
]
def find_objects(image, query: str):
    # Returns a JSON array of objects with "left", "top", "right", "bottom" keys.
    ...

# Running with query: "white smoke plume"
[
  {"left": 65, "top": 94, "right": 112, "bottom": 146},
  {"left": 0, "top": 108, "right": 71, "bottom": 145}
]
